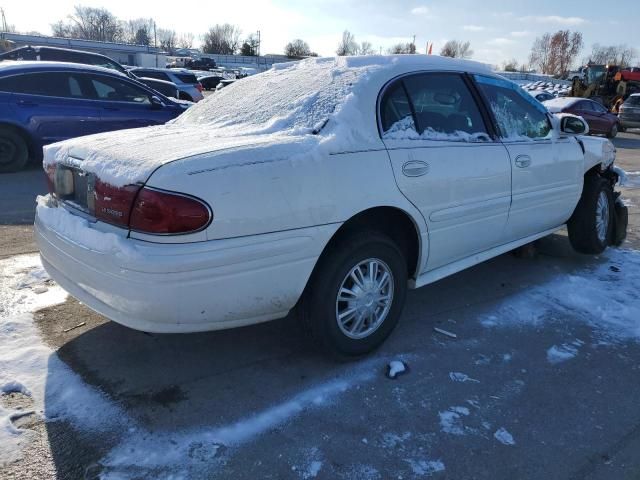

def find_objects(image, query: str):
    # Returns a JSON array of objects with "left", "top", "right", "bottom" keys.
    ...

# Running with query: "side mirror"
[
  {"left": 150, "top": 96, "right": 164, "bottom": 109},
  {"left": 560, "top": 115, "right": 589, "bottom": 135}
]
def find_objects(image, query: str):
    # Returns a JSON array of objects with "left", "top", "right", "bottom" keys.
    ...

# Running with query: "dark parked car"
[
  {"left": 619, "top": 93, "right": 640, "bottom": 130},
  {"left": 197, "top": 74, "right": 223, "bottom": 90},
  {"left": 0, "top": 45, "right": 133, "bottom": 77},
  {"left": 136, "top": 77, "right": 179, "bottom": 99},
  {"left": 543, "top": 97, "right": 620, "bottom": 138},
  {"left": 185, "top": 57, "right": 217, "bottom": 70},
  {"left": 0, "top": 61, "right": 185, "bottom": 172}
]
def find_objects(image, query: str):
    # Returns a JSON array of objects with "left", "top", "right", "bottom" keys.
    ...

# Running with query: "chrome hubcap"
[
  {"left": 335, "top": 258, "right": 394, "bottom": 340},
  {"left": 596, "top": 191, "right": 609, "bottom": 243}
]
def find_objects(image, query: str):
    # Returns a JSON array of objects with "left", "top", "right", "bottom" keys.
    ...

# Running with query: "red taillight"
[
  {"left": 129, "top": 188, "right": 211, "bottom": 234},
  {"left": 45, "top": 165, "right": 55, "bottom": 194},
  {"left": 94, "top": 180, "right": 142, "bottom": 227},
  {"left": 196, "top": 83, "right": 203, "bottom": 92}
]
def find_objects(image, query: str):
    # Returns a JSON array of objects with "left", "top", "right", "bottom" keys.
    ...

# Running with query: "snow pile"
[
  {"left": 387, "top": 360, "right": 407, "bottom": 379},
  {"left": 0, "top": 255, "right": 125, "bottom": 466},
  {"left": 480, "top": 249, "right": 640, "bottom": 343},
  {"left": 405, "top": 458, "right": 446, "bottom": 476},
  {"left": 493, "top": 427, "right": 516, "bottom": 446},
  {"left": 35, "top": 195, "right": 141, "bottom": 260},
  {"left": 438, "top": 406, "right": 470, "bottom": 435},
  {"left": 383, "top": 116, "right": 491, "bottom": 142},
  {"left": 449, "top": 372, "right": 480, "bottom": 383},
  {"left": 547, "top": 341, "right": 583, "bottom": 364}
]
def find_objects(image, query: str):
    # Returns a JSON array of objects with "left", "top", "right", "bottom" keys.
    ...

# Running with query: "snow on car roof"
[
  {"left": 542, "top": 96, "right": 581, "bottom": 112},
  {"left": 174, "top": 55, "right": 493, "bottom": 136}
]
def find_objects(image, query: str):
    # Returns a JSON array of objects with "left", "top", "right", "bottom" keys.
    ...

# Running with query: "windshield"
[{"left": 173, "top": 58, "right": 372, "bottom": 135}]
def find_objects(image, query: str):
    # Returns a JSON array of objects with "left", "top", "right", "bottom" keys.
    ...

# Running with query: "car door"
[
  {"left": 83, "top": 73, "right": 174, "bottom": 132},
  {"left": 473, "top": 75, "right": 582, "bottom": 241},
  {"left": 382, "top": 72, "right": 512, "bottom": 271},
  {"left": 6, "top": 71, "right": 102, "bottom": 144},
  {"left": 590, "top": 100, "right": 616, "bottom": 132}
]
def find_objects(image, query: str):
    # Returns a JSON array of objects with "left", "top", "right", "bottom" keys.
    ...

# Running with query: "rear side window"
[
  {"left": 474, "top": 75, "right": 551, "bottom": 141},
  {"left": 380, "top": 73, "right": 490, "bottom": 142},
  {"left": 173, "top": 73, "right": 198, "bottom": 84},
  {"left": 576, "top": 101, "right": 594, "bottom": 111},
  {"left": 2, "top": 72, "right": 87, "bottom": 98}
]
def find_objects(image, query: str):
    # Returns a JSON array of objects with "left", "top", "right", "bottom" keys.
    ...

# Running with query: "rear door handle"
[
  {"left": 514, "top": 155, "right": 532, "bottom": 168},
  {"left": 402, "top": 160, "right": 430, "bottom": 177},
  {"left": 103, "top": 106, "right": 120, "bottom": 111}
]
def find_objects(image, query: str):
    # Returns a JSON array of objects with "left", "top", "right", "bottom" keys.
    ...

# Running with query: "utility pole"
[
  {"left": 257, "top": 30, "right": 261, "bottom": 57},
  {"left": 1, "top": 8, "right": 8, "bottom": 33}
]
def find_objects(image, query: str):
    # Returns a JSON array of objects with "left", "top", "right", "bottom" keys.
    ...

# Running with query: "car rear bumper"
[{"left": 35, "top": 212, "right": 338, "bottom": 333}]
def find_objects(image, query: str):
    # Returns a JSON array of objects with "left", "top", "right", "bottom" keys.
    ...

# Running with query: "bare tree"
[
  {"left": 336, "top": 30, "right": 358, "bottom": 56},
  {"left": 440, "top": 40, "right": 473, "bottom": 59},
  {"left": 358, "top": 41, "right": 375, "bottom": 55},
  {"left": 502, "top": 58, "right": 519, "bottom": 72},
  {"left": 588, "top": 44, "right": 637, "bottom": 67},
  {"left": 285, "top": 39, "right": 312, "bottom": 58},
  {"left": 122, "top": 18, "right": 153, "bottom": 45},
  {"left": 157, "top": 28, "right": 177, "bottom": 55},
  {"left": 177, "top": 32, "right": 194, "bottom": 50},
  {"left": 52, "top": 6, "right": 123, "bottom": 42},
  {"left": 241, "top": 34, "right": 260, "bottom": 56},
  {"left": 529, "top": 30, "right": 583, "bottom": 75},
  {"left": 388, "top": 42, "right": 417, "bottom": 55},
  {"left": 202, "top": 24, "right": 242, "bottom": 55}
]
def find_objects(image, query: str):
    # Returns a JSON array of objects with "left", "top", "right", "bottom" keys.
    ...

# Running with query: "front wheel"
[
  {"left": 302, "top": 232, "right": 408, "bottom": 357},
  {"left": 607, "top": 123, "right": 618, "bottom": 139},
  {"left": 568, "top": 176, "right": 614, "bottom": 254}
]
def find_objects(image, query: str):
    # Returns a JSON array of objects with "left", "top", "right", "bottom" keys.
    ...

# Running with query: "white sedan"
[{"left": 35, "top": 55, "right": 626, "bottom": 356}]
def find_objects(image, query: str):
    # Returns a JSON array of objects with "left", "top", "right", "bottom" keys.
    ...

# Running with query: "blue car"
[{"left": 0, "top": 61, "right": 187, "bottom": 172}]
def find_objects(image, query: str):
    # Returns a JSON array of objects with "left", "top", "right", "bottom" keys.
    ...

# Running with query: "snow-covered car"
[
  {"left": 35, "top": 56, "right": 627, "bottom": 356},
  {"left": 528, "top": 90, "right": 555, "bottom": 103}
]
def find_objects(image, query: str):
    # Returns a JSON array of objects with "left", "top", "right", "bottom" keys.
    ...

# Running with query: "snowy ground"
[{"left": 0, "top": 132, "right": 639, "bottom": 479}]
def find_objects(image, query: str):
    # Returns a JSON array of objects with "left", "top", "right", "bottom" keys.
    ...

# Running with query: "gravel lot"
[{"left": 1, "top": 132, "right": 639, "bottom": 479}]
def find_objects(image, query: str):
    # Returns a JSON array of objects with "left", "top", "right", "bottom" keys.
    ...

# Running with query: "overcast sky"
[{"left": 4, "top": 0, "right": 638, "bottom": 66}]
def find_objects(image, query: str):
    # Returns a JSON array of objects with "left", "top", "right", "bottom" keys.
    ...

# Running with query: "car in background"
[
  {"left": 543, "top": 97, "right": 620, "bottom": 138},
  {"left": 618, "top": 93, "right": 640, "bottom": 130},
  {"left": 136, "top": 77, "right": 179, "bottom": 99},
  {"left": 528, "top": 90, "right": 555, "bottom": 103},
  {"left": 185, "top": 57, "right": 217, "bottom": 70},
  {"left": 197, "top": 74, "right": 223, "bottom": 91},
  {"left": 0, "top": 61, "right": 185, "bottom": 172},
  {"left": 130, "top": 67, "right": 204, "bottom": 102},
  {"left": 0, "top": 45, "right": 132, "bottom": 77},
  {"left": 215, "top": 78, "right": 236, "bottom": 91}
]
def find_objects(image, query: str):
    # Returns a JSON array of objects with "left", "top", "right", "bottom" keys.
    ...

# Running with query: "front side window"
[
  {"left": 474, "top": 75, "right": 552, "bottom": 141},
  {"left": 88, "top": 75, "right": 150, "bottom": 104},
  {"left": 380, "top": 73, "right": 490, "bottom": 142}
]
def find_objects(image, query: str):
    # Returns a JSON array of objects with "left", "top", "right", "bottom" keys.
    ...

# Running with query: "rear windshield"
[
  {"left": 173, "top": 58, "right": 370, "bottom": 135},
  {"left": 174, "top": 73, "right": 198, "bottom": 84},
  {"left": 626, "top": 96, "right": 640, "bottom": 106}
]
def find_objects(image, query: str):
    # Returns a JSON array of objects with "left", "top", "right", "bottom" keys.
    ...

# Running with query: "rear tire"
[
  {"left": 0, "top": 128, "right": 29, "bottom": 173},
  {"left": 567, "top": 176, "right": 614, "bottom": 254},
  {"left": 302, "top": 231, "right": 407, "bottom": 357}
]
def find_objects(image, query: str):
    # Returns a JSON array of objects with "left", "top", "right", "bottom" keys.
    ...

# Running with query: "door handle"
[
  {"left": 16, "top": 100, "right": 37, "bottom": 107},
  {"left": 514, "top": 155, "right": 532, "bottom": 168},
  {"left": 402, "top": 160, "right": 430, "bottom": 177},
  {"left": 103, "top": 107, "right": 120, "bottom": 111}
]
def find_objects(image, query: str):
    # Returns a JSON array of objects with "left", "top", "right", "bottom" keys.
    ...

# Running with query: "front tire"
[
  {"left": 568, "top": 176, "right": 614, "bottom": 254},
  {"left": 607, "top": 123, "right": 618, "bottom": 139},
  {"left": 0, "top": 128, "right": 29, "bottom": 173},
  {"left": 302, "top": 232, "right": 408, "bottom": 357}
]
